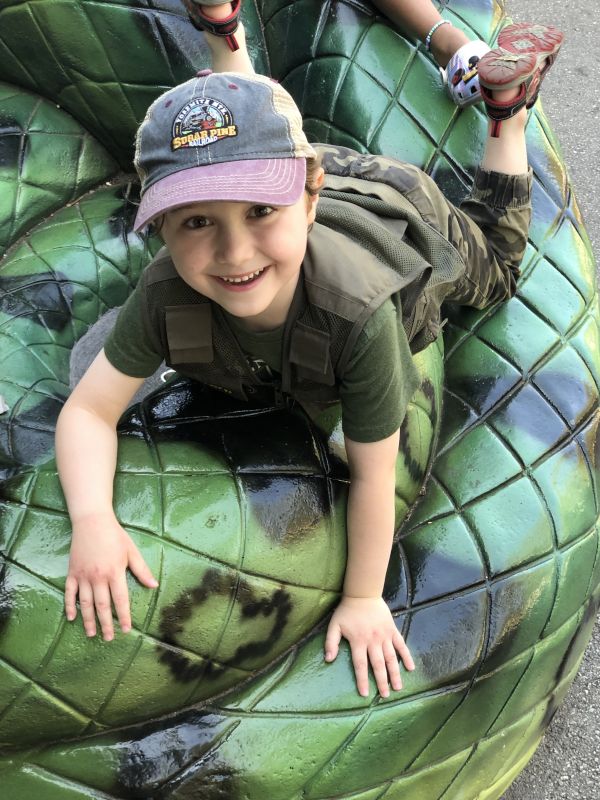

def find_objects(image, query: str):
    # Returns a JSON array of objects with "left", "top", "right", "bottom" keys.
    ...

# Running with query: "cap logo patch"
[{"left": 171, "top": 96, "right": 237, "bottom": 151}]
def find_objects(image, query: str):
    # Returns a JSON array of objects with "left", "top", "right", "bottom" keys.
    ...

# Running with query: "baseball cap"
[{"left": 133, "top": 70, "right": 317, "bottom": 231}]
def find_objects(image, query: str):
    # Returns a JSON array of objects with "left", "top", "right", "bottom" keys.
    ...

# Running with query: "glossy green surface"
[{"left": 0, "top": 1, "right": 598, "bottom": 798}]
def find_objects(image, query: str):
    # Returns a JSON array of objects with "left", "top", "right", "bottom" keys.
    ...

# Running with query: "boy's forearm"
[
  {"left": 343, "top": 470, "right": 397, "bottom": 598},
  {"left": 55, "top": 402, "right": 119, "bottom": 522},
  {"left": 371, "top": 0, "right": 441, "bottom": 38},
  {"left": 371, "top": 1, "right": 469, "bottom": 67}
]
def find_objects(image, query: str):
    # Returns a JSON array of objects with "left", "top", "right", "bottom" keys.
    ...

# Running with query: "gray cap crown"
[{"left": 135, "top": 70, "right": 316, "bottom": 195}]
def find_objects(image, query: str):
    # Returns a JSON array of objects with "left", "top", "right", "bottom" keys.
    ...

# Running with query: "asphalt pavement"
[{"left": 500, "top": 1, "right": 600, "bottom": 798}]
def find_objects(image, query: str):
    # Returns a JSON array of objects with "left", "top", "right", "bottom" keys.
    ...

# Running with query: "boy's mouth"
[{"left": 215, "top": 265, "right": 269, "bottom": 290}]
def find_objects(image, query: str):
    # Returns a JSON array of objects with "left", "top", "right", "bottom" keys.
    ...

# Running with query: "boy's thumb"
[
  {"left": 324, "top": 625, "right": 341, "bottom": 662},
  {"left": 128, "top": 543, "right": 159, "bottom": 588}
]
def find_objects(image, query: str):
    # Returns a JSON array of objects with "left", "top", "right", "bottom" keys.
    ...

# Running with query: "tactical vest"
[{"left": 141, "top": 144, "right": 467, "bottom": 406}]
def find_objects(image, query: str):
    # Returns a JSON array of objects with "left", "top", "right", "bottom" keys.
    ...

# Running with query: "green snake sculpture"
[{"left": 0, "top": 1, "right": 599, "bottom": 798}]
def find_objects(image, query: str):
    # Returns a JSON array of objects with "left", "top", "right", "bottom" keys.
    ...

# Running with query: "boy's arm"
[
  {"left": 371, "top": 1, "right": 470, "bottom": 66},
  {"left": 56, "top": 351, "right": 158, "bottom": 640},
  {"left": 325, "top": 430, "right": 415, "bottom": 697},
  {"left": 371, "top": 0, "right": 441, "bottom": 39}
]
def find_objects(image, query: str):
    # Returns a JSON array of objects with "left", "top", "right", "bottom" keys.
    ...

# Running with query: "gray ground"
[{"left": 501, "top": 1, "right": 600, "bottom": 798}]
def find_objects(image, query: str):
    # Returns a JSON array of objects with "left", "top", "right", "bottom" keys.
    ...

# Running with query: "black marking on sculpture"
[
  {"left": 120, "top": 379, "right": 283, "bottom": 437},
  {"left": 533, "top": 372, "right": 597, "bottom": 427},
  {"left": 429, "top": 160, "right": 472, "bottom": 207},
  {"left": 443, "top": 371, "right": 521, "bottom": 418},
  {"left": 112, "top": 707, "right": 242, "bottom": 798},
  {"left": 0, "top": 453, "right": 19, "bottom": 483},
  {"left": 0, "top": 395, "right": 65, "bottom": 477},
  {"left": 538, "top": 592, "right": 600, "bottom": 735},
  {"left": 589, "top": 414, "right": 600, "bottom": 471},
  {"left": 240, "top": 474, "right": 327, "bottom": 544},
  {"left": 163, "top": 760, "right": 241, "bottom": 800},
  {"left": 0, "top": 563, "right": 13, "bottom": 640},
  {"left": 0, "top": 118, "right": 22, "bottom": 175},
  {"left": 382, "top": 543, "right": 410, "bottom": 612},
  {"left": 233, "top": 586, "right": 293, "bottom": 662},
  {"left": 107, "top": 183, "right": 141, "bottom": 238},
  {"left": 158, "top": 570, "right": 230, "bottom": 682},
  {"left": 399, "top": 419, "right": 424, "bottom": 483},
  {"left": 400, "top": 378, "right": 436, "bottom": 483},
  {"left": 0, "top": 272, "right": 73, "bottom": 332},
  {"left": 421, "top": 377, "right": 437, "bottom": 426},
  {"left": 158, "top": 568, "right": 293, "bottom": 683},
  {"left": 119, "top": 377, "right": 336, "bottom": 491},
  {"left": 557, "top": 593, "right": 600, "bottom": 687}
]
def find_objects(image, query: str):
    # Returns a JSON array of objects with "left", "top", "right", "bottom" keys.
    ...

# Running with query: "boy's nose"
[{"left": 214, "top": 225, "right": 256, "bottom": 268}]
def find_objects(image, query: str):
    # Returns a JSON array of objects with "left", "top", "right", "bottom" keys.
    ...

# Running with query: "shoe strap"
[
  {"left": 184, "top": 0, "right": 241, "bottom": 50},
  {"left": 480, "top": 83, "right": 527, "bottom": 122}
]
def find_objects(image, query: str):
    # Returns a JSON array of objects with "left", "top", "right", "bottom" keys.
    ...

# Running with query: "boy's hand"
[
  {"left": 65, "top": 512, "right": 159, "bottom": 641},
  {"left": 324, "top": 596, "right": 415, "bottom": 697}
]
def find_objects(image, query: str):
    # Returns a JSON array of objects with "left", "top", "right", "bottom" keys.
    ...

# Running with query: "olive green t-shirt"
[{"left": 104, "top": 279, "right": 419, "bottom": 442}]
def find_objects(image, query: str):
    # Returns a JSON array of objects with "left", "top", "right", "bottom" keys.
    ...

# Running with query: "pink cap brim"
[{"left": 134, "top": 157, "right": 307, "bottom": 231}]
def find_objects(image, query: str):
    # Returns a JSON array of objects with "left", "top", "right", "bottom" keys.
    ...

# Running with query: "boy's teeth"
[{"left": 221, "top": 267, "right": 265, "bottom": 284}]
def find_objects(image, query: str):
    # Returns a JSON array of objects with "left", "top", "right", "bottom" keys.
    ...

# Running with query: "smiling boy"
[{"left": 56, "top": 3, "right": 562, "bottom": 699}]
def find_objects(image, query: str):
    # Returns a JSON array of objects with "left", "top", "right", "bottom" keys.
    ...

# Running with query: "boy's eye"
[
  {"left": 183, "top": 216, "right": 210, "bottom": 229},
  {"left": 249, "top": 205, "right": 275, "bottom": 219}
]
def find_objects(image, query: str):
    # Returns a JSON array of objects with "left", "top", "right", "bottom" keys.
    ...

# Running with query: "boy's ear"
[{"left": 306, "top": 167, "right": 325, "bottom": 225}]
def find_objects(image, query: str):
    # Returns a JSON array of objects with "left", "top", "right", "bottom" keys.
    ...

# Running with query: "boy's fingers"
[
  {"left": 110, "top": 576, "right": 132, "bottom": 633},
  {"left": 324, "top": 622, "right": 341, "bottom": 662},
  {"left": 127, "top": 542, "right": 159, "bottom": 588},
  {"left": 65, "top": 575, "right": 78, "bottom": 620},
  {"left": 351, "top": 646, "right": 370, "bottom": 697},
  {"left": 393, "top": 631, "right": 415, "bottom": 671},
  {"left": 92, "top": 582, "right": 115, "bottom": 641},
  {"left": 368, "top": 645, "right": 390, "bottom": 698},
  {"left": 77, "top": 580, "right": 97, "bottom": 637},
  {"left": 383, "top": 640, "right": 402, "bottom": 692}
]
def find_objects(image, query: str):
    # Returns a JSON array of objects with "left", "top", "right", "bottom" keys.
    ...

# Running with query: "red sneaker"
[
  {"left": 478, "top": 23, "right": 564, "bottom": 137},
  {"left": 182, "top": 0, "right": 242, "bottom": 52}
]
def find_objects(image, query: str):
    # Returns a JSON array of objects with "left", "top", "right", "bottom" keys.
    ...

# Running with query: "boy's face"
[{"left": 161, "top": 190, "right": 319, "bottom": 331}]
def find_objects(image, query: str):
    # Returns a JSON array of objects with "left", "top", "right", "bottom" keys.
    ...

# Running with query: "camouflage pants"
[
  {"left": 444, "top": 167, "right": 532, "bottom": 306},
  {"left": 408, "top": 165, "right": 532, "bottom": 349},
  {"left": 318, "top": 145, "right": 532, "bottom": 350}
]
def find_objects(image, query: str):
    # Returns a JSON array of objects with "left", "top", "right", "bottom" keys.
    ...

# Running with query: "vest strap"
[
  {"left": 289, "top": 322, "right": 335, "bottom": 385},
  {"left": 165, "top": 304, "right": 213, "bottom": 363}
]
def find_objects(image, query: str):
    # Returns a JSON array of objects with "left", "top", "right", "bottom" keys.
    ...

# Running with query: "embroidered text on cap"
[{"left": 171, "top": 96, "right": 238, "bottom": 151}]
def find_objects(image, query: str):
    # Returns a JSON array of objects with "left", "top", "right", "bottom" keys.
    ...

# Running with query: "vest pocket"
[
  {"left": 405, "top": 293, "right": 443, "bottom": 353},
  {"left": 404, "top": 294, "right": 428, "bottom": 342}
]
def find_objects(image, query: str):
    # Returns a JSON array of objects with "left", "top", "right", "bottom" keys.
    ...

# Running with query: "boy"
[{"left": 56, "top": 1, "right": 562, "bottom": 699}]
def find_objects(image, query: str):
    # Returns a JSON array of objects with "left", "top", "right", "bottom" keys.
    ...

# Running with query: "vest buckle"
[
  {"left": 273, "top": 388, "right": 295, "bottom": 410},
  {"left": 247, "top": 357, "right": 274, "bottom": 382}
]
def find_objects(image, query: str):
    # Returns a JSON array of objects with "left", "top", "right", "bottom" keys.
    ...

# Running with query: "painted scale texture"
[{"left": 0, "top": 0, "right": 598, "bottom": 798}]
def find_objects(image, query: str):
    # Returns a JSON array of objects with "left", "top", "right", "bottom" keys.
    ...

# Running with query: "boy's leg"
[
  {"left": 383, "top": 24, "right": 561, "bottom": 315},
  {"left": 477, "top": 23, "right": 565, "bottom": 173},
  {"left": 437, "top": 85, "right": 531, "bottom": 308},
  {"left": 443, "top": 23, "right": 563, "bottom": 308},
  {"left": 478, "top": 23, "right": 563, "bottom": 140},
  {"left": 196, "top": 2, "right": 254, "bottom": 74},
  {"left": 479, "top": 89, "right": 527, "bottom": 175}
]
